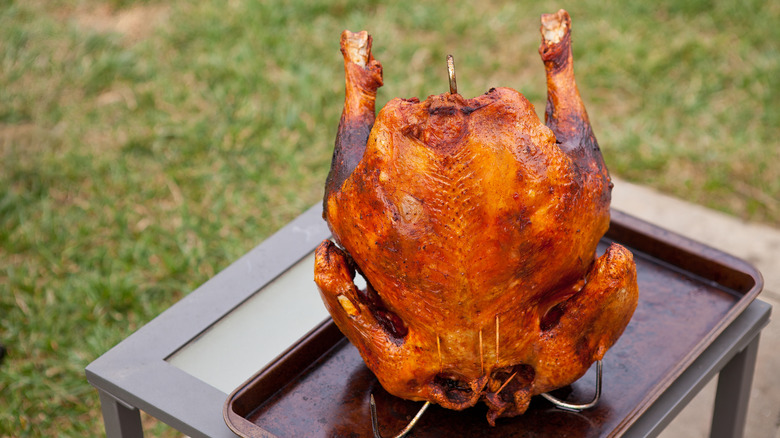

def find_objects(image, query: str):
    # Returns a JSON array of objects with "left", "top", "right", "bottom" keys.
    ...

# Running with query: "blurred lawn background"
[{"left": 1, "top": 0, "right": 777, "bottom": 435}]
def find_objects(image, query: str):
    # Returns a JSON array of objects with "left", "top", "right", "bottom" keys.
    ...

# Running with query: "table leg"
[
  {"left": 98, "top": 389, "right": 144, "bottom": 438},
  {"left": 709, "top": 333, "right": 761, "bottom": 438}
]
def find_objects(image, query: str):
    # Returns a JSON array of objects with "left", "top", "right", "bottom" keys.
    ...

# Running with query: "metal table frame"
[{"left": 85, "top": 205, "right": 771, "bottom": 438}]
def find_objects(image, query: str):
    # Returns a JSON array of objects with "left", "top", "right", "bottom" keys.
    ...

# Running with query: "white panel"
[{"left": 166, "top": 252, "right": 330, "bottom": 394}]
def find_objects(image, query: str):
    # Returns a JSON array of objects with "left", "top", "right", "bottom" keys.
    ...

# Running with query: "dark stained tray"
[{"left": 223, "top": 210, "right": 763, "bottom": 437}]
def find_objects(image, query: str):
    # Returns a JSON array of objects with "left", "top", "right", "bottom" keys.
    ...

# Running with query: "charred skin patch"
[{"left": 433, "top": 373, "right": 475, "bottom": 405}]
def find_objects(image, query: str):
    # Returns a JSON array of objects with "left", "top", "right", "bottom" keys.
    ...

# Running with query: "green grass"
[{"left": 1, "top": 0, "right": 777, "bottom": 436}]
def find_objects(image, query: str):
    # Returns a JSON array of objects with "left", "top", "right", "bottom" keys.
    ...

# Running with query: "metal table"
[{"left": 85, "top": 205, "right": 771, "bottom": 438}]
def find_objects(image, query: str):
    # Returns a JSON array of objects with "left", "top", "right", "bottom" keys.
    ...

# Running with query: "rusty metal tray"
[{"left": 223, "top": 210, "right": 763, "bottom": 437}]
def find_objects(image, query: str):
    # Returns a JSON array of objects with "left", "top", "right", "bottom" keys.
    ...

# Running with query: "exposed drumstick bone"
[{"left": 343, "top": 31, "right": 370, "bottom": 67}]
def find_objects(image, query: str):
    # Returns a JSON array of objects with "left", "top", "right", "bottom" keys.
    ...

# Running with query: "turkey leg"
[
  {"left": 540, "top": 10, "right": 607, "bottom": 178},
  {"left": 482, "top": 243, "right": 638, "bottom": 425},
  {"left": 315, "top": 240, "right": 469, "bottom": 406},
  {"left": 324, "top": 30, "right": 383, "bottom": 206},
  {"left": 532, "top": 243, "right": 639, "bottom": 393}
]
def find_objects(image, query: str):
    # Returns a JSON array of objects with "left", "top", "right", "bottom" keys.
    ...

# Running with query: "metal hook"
[
  {"left": 370, "top": 394, "right": 431, "bottom": 438},
  {"left": 447, "top": 54, "right": 458, "bottom": 95},
  {"left": 540, "top": 360, "right": 602, "bottom": 412}
]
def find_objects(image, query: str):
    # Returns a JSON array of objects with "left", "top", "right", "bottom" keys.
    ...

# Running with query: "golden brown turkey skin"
[{"left": 315, "top": 10, "right": 638, "bottom": 425}]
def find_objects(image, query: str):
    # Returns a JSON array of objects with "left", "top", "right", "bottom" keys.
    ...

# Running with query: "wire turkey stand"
[
  {"left": 367, "top": 51, "right": 605, "bottom": 438},
  {"left": 369, "top": 360, "right": 602, "bottom": 438}
]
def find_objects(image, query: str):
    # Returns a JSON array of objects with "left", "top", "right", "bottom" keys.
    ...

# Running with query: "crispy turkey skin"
[{"left": 315, "top": 10, "right": 639, "bottom": 425}]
